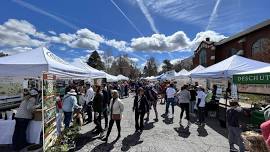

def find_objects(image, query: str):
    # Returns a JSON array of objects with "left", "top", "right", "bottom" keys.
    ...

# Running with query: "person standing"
[
  {"left": 13, "top": 89, "right": 38, "bottom": 151},
  {"left": 196, "top": 86, "right": 206, "bottom": 126},
  {"left": 226, "top": 100, "right": 245, "bottom": 152},
  {"left": 145, "top": 85, "right": 159, "bottom": 122},
  {"left": 133, "top": 87, "right": 149, "bottom": 132},
  {"left": 102, "top": 90, "right": 124, "bottom": 143},
  {"left": 84, "top": 82, "right": 95, "bottom": 123},
  {"left": 102, "top": 84, "right": 109, "bottom": 129},
  {"left": 165, "top": 83, "right": 176, "bottom": 117},
  {"left": 92, "top": 85, "right": 104, "bottom": 137},
  {"left": 189, "top": 85, "right": 197, "bottom": 115},
  {"left": 177, "top": 85, "right": 191, "bottom": 126},
  {"left": 62, "top": 89, "right": 82, "bottom": 128}
]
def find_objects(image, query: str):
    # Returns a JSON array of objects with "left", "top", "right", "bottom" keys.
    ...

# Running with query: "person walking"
[
  {"left": 92, "top": 85, "right": 104, "bottom": 137},
  {"left": 102, "top": 90, "right": 124, "bottom": 143},
  {"left": 177, "top": 85, "right": 191, "bottom": 126},
  {"left": 84, "top": 82, "right": 95, "bottom": 123},
  {"left": 102, "top": 84, "right": 109, "bottom": 129},
  {"left": 165, "top": 83, "right": 176, "bottom": 117},
  {"left": 133, "top": 87, "right": 149, "bottom": 132},
  {"left": 145, "top": 85, "right": 159, "bottom": 122},
  {"left": 189, "top": 85, "right": 197, "bottom": 115},
  {"left": 62, "top": 89, "right": 82, "bottom": 128},
  {"left": 226, "top": 99, "right": 245, "bottom": 152},
  {"left": 196, "top": 85, "right": 206, "bottom": 126}
]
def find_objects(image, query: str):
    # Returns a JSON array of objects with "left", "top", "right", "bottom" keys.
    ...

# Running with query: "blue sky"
[{"left": 0, "top": 0, "right": 269, "bottom": 70}]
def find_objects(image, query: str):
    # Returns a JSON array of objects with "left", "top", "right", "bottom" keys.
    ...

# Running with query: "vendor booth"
[
  {"left": 190, "top": 55, "right": 270, "bottom": 127},
  {"left": 117, "top": 75, "right": 129, "bottom": 81},
  {"left": 233, "top": 66, "right": 270, "bottom": 129},
  {"left": 0, "top": 47, "right": 89, "bottom": 150}
]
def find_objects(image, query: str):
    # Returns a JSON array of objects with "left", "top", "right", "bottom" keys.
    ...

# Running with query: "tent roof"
[
  {"left": 0, "top": 47, "right": 88, "bottom": 78},
  {"left": 106, "top": 73, "right": 119, "bottom": 82},
  {"left": 191, "top": 55, "right": 270, "bottom": 79},
  {"left": 176, "top": 69, "right": 189, "bottom": 76},
  {"left": 185, "top": 65, "right": 205, "bottom": 76},
  {"left": 117, "top": 74, "right": 129, "bottom": 81},
  {"left": 235, "top": 66, "right": 270, "bottom": 75},
  {"left": 71, "top": 59, "right": 107, "bottom": 79}
]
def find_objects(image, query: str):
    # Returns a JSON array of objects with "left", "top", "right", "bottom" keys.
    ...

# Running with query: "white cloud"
[
  {"left": 48, "top": 30, "right": 56, "bottom": 35},
  {"left": 158, "top": 63, "right": 164, "bottom": 72},
  {"left": 136, "top": 0, "right": 159, "bottom": 34},
  {"left": 105, "top": 39, "right": 132, "bottom": 52},
  {"left": 170, "top": 58, "right": 183, "bottom": 65},
  {"left": 0, "top": 20, "right": 44, "bottom": 47},
  {"left": 130, "top": 31, "right": 191, "bottom": 51},
  {"left": 191, "top": 30, "right": 227, "bottom": 49},
  {"left": 0, "top": 47, "right": 33, "bottom": 55},
  {"left": 84, "top": 50, "right": 105, "bottom": 55},
  {"left": 59, "top": 46, "right": 66, "bottom": 51},
  {"left": 129, "top": 57, "right": 139, "bottom": 63}
]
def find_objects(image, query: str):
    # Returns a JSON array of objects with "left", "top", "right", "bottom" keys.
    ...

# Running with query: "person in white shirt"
[
  {"left": 196, "top": 85, "right": 206, "bottom": 125},
  {"left": 176, "top": 85, "right": 191, "bottom": 126},
  {"left": 85, "top": 82, "right": 95, "bottom": 123},
  {"left": 165, "top": 83, "right": 176, "bottom": 116}
]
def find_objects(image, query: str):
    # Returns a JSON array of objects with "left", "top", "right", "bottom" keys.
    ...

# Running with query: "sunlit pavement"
[{"left": 75, "top": 94, "right": 230, "bottom": 152}]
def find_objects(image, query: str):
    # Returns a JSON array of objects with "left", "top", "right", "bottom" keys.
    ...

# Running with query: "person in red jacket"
[{"left": 261, "top": 120, "right": 270, "bottom": 149}]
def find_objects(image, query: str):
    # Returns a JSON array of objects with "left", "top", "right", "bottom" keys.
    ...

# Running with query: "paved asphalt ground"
[{"left": 75, "top": 94, "right": 230, "bottom": 152}]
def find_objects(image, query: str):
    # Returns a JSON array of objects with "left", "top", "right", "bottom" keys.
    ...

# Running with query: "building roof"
[{"left": 215, "top": 19, "right": 270, "bottom": 45}]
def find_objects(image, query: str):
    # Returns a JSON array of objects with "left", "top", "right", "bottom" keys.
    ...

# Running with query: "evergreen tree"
[
  {"left": 87, "top": 50, "right": 105, "bottom": 70},
  {"left": 143, "top": 57, "right": 158, "bottom": 77},
  {"left": 162, "top": 59, "right": 173, "bottom": 72}
]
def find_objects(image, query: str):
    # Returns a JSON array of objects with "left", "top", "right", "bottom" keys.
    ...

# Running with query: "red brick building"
[{"left": 193, "top": 20, "right": 270, "bottom": 68}]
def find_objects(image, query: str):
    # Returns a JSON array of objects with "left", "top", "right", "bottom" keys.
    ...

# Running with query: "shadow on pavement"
[
  {"left": 121, "top": 132, "right": 143, "bottom": 151},
  {"left": 90, "top": 139, "right": 118, "bottom": 152},
  {"left": 205, "top": 117, "right": 228, "bottom": 138},
  {"left": 197, "top": 125, "right": 208, "bottom": 137},
  {"left": 174, "top": 125, "right": 191, "bottom": 138},
  {"left": 75, "top": 129, "right": 99, "bottom": 151},
  {"left": 162, "top": 116, "right": 174, "bottom": 125},
  {"left": 144, "top": 122, "right": 155, "bottom": 130}
]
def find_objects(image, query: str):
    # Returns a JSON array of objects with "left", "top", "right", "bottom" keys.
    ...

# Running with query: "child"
[{"left": 226, "top": 99, "right": 245, "bottom": 152}]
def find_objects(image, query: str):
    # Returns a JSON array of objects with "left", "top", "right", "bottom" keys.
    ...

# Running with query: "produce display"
[
  {"left": 0, "top": 77, "right": 23, "bottom": 102},
  {"left": 43, "top": 73, "right": 57, "bottom": 150}
]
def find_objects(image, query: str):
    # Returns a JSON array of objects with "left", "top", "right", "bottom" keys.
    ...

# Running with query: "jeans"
[
  {"left": 228, "top": 126, "right": 245, "bottom": 152},
  {"left": 190, "top": 100, "right": 195, "bottom": 113},
  {"left": 103, "top": 109, "right": 108, "bottom": 128},
  {"left": 135, "top": 111, "right": 145, "bottom": 130},
  {"left": 64, "top": 112, "right": 73, "bottom": 128},
  {"left": 105, "top": 119, "right": 121, "bottom": 139},
  {"left": 166, "top": 98, "right": 175, "bottom": 115},
  {"left": 12, "top": 118, "right": 30, "bottom": 150},
  {"left": 198, "top": 107, "right": 205, "bottom": 123},
  {"left": 86, "top": 105, "right": 92, "bottom": 122},
  {"left": 180, "top": 103, "right": 190, "bottom": 121},
  {"left": 94, "top": 112, "right": 103, "bottom": 133}
]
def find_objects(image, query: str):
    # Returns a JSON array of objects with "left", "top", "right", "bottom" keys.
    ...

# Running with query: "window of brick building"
[
  {"left": 199, "top": 49, "right": 207, "bottom": 66},
  {"left": 252, "top": 38, "right": 270, "bottom": 55}
]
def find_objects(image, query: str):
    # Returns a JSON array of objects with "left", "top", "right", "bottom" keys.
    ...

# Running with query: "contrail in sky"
[
  {"left": 13, "top": 0, "right": 78, "bottom": 30},
  {"left": 110, "top": 0, "right": 144, "bottom": 36},
  {"left": 136, "top": 0, "right": 159, "bottom": 34},
  {"left": 206, "top": 0, "right": 222, "bottom": 30}
]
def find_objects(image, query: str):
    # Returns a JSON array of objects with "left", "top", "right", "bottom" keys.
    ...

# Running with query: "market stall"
[
  {"left": 190, "top": 55, "right": 270, "bottom": 127},
  {"left": 233, "top": 66, "right": 270, "bottom": 129},
  {"left": 0, "top": 47, "right": 89, "bottom": 150},
  {"left": 117, "top": 74, "right": 129, "bottom": 81}
]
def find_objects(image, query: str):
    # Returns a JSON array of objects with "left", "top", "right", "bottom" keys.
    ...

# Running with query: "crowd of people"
[{"left": 55, "top": 79, "right": 270, "bottom": 152}]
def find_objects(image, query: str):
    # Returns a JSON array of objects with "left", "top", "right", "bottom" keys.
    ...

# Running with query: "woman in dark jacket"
[
  {"left": 92, "top": 85, "right": 104, "bottom": 137},
  {"left": 133, "top": 87, "right": 149, "bottom": 132}
]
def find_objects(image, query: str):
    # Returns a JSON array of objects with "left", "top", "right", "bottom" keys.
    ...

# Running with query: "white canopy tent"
[
  {"left": 0, "top": 47, "right": 88, "bottom": 78},
  {"left": 117, "top": 75, "right": 129, "bottom": 81},
  {"left": 174, "top": 69, "right": 189, "bottom": 79},
  {"left": 184, "top": 65, "right": 205, "bottom": 76},
  {"left": 191, "top": 55, "right": 270, "bottom": 79},
  {"left": 106, "top": 73, "right": 119, "bottom": 82},
  {"left": 236, "top": 66, "right": 270, "bottom": 75},
  {"left": 71, "top": 59, "right": 107, "bottom": 79},
  {"left": 160, "top": 70, "right": 176, "bottom": 80}
]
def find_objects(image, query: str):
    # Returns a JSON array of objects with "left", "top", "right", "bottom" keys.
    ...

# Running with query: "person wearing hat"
[
  {"left": 226, "top": 99, "right": 245, "bottom": 152},
  {"left": 13, "top": 89, "right": 38, "bottom": 150},
  {"left": 62, "top": 89, "right": 82, "bottom": 128}
]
